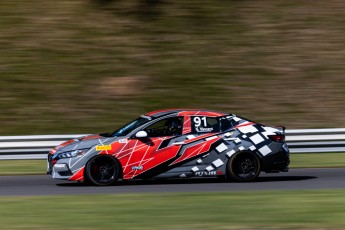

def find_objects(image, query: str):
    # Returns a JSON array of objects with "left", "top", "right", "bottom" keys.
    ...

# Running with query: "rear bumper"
[{"left": 262, "top": 149, "right": 290, "bottom": 173}]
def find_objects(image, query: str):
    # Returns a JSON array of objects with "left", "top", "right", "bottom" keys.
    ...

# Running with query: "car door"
[
  {"left": 167, "top": 115, "right": 222, "bottom": 166},
  {"left": 120, "top": 116, "right": 185, "bottom": 179}
]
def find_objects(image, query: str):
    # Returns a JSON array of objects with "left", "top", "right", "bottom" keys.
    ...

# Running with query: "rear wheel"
[
  {"left": 227, "top": 151, "right": 261, "bottom": 182},
  {"left": 85, "top": 156, "right": 121, "bottom": 186}
]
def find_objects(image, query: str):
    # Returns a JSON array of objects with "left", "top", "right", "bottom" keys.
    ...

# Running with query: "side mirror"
[{"left": 135, "top": 131, "right": 148, "bottom": 138}]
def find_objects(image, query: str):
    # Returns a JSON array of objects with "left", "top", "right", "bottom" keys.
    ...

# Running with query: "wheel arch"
[
  {"left": 225, "top": 150, "right": 262, "bottom": 180},
  {"left": 84, "top": 154, "right": 124, "bottom": 181}
]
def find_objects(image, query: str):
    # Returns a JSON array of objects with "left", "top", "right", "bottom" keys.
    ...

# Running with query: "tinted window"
[
  {"left": 191, "top": 116, "right": 220, "bottom": 133},
  {"left": 220, "top": 117, "right": 238, "bottom": 131},
  {"left": 144, "top": 117, "right": 183, "bottom": 137},
  {"left": 112, "top": 117, "right": 150, "bottom": 136}
]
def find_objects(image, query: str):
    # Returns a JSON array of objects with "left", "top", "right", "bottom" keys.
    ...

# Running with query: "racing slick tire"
[
  {"left": 227, "top": 151, "right": 261, "bottom": 182},
  {"left": 85, "top": 155, "right": 121, "bottom": 186}
]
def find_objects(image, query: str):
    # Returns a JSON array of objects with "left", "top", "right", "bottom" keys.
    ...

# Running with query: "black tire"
[
  {"left": 227, "top": 151, "right": 261, "bottom": 182},
  {"left": 85, "top": 156, "right": 121, "bottom": 186}
]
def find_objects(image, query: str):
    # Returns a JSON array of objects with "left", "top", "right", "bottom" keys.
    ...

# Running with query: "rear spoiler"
[{"left": 275, "top": 126, "right": 286, "bottom": 133}]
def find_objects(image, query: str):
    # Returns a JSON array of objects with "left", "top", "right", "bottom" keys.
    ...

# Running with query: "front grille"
[{"left": 58, "top": 170, "right": 73, "bottom": 176}]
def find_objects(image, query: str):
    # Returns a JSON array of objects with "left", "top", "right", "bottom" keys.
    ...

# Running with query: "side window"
[
  {"left": 191, "top": 116, "right": 220, "bottom": 133},
  {"left": 144, "top": 117, "right": 183, "bottom": 137},
  {"left": 220, "top": 117, "right": 236, "bottom": 131}
]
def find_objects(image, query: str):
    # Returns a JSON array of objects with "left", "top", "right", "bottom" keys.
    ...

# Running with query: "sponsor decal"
[
  {"left": 96, "top": 145, "right": 112, "bottom": 151},
  {"left": 195, "top": 171, "right": 217, "bottom": 176},
  {"left": 192, "top": 116, "right": 216, "bottom": 132},
  {"left": 195, "top": 170, "right": 223, "bottom": 176},
  {"left": 119, "top": 139, "right": 128, "bottom": 144},
  {"left": 132, "top": 166, "right": 143, "bottom": 170},
  {"left": 196, "top": 127, "right": 213, "bottom": 132},
  {"left": 53, "top": 163, "right": 68, "bottom": 171}
]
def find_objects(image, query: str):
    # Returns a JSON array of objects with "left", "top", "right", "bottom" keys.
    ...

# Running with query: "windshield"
[{"left": 111, "top": 117, "right": 151, "bottom": 137}]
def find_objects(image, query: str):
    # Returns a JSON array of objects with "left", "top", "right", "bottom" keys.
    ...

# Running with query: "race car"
[{"left": 47, "top": 109, "right": 290, "bottom": 185}]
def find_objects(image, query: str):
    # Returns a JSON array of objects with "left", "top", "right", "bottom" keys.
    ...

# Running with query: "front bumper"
[
  {"left": 47, "top": 154, "right": 73, "bottom": 179},
  {"left": 47, "top": 154, "right": 53, "bottom": 175}
]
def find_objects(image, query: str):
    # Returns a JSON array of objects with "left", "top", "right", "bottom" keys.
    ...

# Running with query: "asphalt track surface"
[{"left": 0, "top": 168, "right": 344, "bottom": 196}]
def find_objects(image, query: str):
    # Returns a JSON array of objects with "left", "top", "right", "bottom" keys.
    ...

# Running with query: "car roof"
[{"left": 145, "top": 109, "right": 228, "bottom": 118}]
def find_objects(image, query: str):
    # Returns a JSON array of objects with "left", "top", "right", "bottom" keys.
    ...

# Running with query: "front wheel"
[
  {"left": 85, "top": 156, "right": 121, "bottom": 186},
  {"left": 227, "top": 151, "right": 261, "bottom": 182}
]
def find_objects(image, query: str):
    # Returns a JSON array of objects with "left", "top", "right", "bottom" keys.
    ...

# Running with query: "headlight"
[{"left": 59, "top": 148, "right": 89, "bottom": 159}]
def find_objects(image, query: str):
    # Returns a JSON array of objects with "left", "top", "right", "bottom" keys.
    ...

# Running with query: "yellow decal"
[{"left": 96, "top": 145, "right": 112, "bottom": 151}]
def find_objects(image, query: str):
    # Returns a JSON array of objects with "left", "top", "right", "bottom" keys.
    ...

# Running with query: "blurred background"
[{"left": 0, "top": 0, "right": 344, "bottom": 135}]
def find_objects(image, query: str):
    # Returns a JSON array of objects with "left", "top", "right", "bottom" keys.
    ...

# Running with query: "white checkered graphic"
[
  {"left": 238, "top": 124, "right": 258, "bottom": 134},
  {"left": 191, "top": 166, "right": 199, "bottom": 172},
  {"left": 187, "top": 135, "right": 195, "bottom": 140},
  {"left": 206, "top": 136, "right": 218, "bottom": 141},
  {"left": 216, "top": 143, "right": 228, "bottom": 153},
  {"left": 250, "top": 134, "right": 264, "bottom": 144},
  {"left": 259, "top": 145, "right": 272, "bottom": 156},
  {"left": 206, "top": 166, "right": 214, "bottom": 171},
  {"left": 226, "top": 150, "right": 236, "bottom": 158},
  {"left": 233, "top": 117, "right": 242, "bottom": 122},
  {"left": 212, "top": 159, "right": 224, "bottom": 168}
]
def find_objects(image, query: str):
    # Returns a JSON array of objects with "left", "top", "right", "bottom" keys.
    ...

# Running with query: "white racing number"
[
  {"left": 193, "top": 116, "right": 215, "bottom": 133},
  {"left": 193, "top": 116, "right": 207, "bottom": 127}
]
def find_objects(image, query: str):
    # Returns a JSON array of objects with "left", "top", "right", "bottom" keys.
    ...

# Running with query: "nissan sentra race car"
[{"left": 47, "top": 109, "right": 290, "bottom": 185}]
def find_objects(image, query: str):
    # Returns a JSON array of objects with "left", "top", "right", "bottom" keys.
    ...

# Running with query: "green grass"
[
  {"left": 0, "top": 1, "right": 345, "bottom": 135},
  {"left": 0, "top": 160, "right": 45, "bottom": 175},
  {"left": 291, "top": 152, "right": 345, "bottom": 168},
  {"left": 0, "top": 190, "right": 344, "bottom": 229},
  {"left": 0, "top": 153, "right": 343, "bottom": 176}
]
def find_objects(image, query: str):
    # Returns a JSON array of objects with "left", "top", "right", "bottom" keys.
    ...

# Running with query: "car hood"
[{"left": 50, "top": 134, "right": 120, "bottom": 155}]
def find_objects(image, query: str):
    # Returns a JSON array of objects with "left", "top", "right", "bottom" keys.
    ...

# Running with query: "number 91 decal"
[
  {"left": 192, "top": 116, "right": 214, "bottom": 132},
  {"left": 193, "top": 116, "right": 207, "bottom": 127}
]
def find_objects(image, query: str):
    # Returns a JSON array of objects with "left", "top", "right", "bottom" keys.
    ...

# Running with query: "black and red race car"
[{"left": 47, "top": 109, "right": 290, "bottom": 185}]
